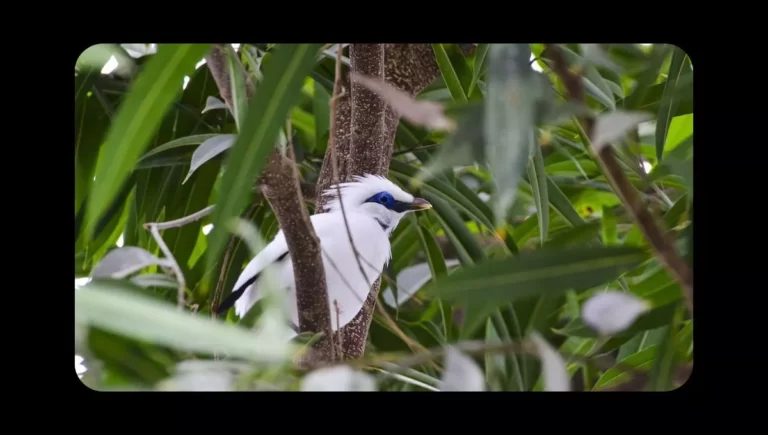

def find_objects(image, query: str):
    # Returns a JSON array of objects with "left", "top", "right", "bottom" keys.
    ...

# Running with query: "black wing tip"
[{"left": 214, "top": 253, "right": 289, "bottom": 315}]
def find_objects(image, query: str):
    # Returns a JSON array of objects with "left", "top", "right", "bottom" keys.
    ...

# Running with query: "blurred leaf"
[
  {"left": 624, "top": 44, "right": 671, "bottom": 110},
  {"left": 484, "top": 43, "right": 540, "bottom": 228},
  {"left": 581, "top": 291, "right": 651, "bottom": 336},
  {"left": 580, "top": 44, "right": 622, "bottom": 73},
  {"left": 301, "top": 366, "right": 377, "bottom": 391},
  {"left": 86, "top": 44, "right": 211, "bottom": 236},
  {"left": 557, "top": 301, "right": 677, "bottom": 338},
  {"left": 77, "top": 44, "right": 136, "bottom": 77},
  {"left": 351, "top": 73, "right": 455, "bottom": 131},
  {"left": 544, "top": 221, "right": 602, "bottom": 248},
  {"left": 183, "top": 134, "right": 236, "bottom": 183},
  {"left": 429, "top": 246, "right": 647, "bottom": 305},
  {"left": 208, "top": 43, "right": 322, "bottom": 270},
  {"left": 530, "top": 331, "right": 570, "bottom": 391},
  {"left": 130, "top": 273, "right": 178, "bottom": 289},
  {"left": 431, "top": 44, "right": 470, "bottom": 103},
  {"left": 544, "top": 45, "right": 615, "bottom": 110},
  {"left": 591, "top": 110, "right": 653, "bottom": 151},
  {"left": 655, "top": 47, "right": 689, "bottom": 161},
  {"left": 76, "top": 282, "right": 295, "bottom": 363},
  {"left": 91, "top": 246, "right": 171, "bottom": 279},
  {"left": 441, "top": 346, "right": 485, "bottom": 391}
]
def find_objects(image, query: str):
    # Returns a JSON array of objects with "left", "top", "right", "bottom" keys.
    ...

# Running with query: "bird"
[{"left": 215, "top": 174, "right": 432, "bottom": 333}]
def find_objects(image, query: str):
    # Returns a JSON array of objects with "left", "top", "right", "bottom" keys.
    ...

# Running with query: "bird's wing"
[
  {"left": 217, "top": 213, "right": 341, "bottom": 317},
  {"left": 215, "top": 232, "right": 290, "bottom": 316}
]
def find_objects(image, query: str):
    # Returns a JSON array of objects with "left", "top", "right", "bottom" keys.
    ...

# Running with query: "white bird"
[{"left": 215, "top": 174, "right": 432, "bottom": 332}]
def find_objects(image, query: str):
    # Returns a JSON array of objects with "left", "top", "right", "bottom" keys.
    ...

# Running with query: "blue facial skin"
[{"left": 365, "top": 191, "right": 411, "bottom": 213}]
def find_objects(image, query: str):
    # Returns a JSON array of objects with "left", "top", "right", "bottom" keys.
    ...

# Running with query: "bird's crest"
[{"left": 321, "top": 174, "right": 414, "bottom": 213}]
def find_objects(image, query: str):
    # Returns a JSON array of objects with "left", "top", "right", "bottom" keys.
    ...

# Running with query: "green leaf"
[
  {"left": 527, "top": 143, "right": 549, "bottom": 245},
  {"left": 655, "top": 47, "right": 689, "bottom": 161},
  {"left": 137, "top": 134, "right": 222, "bottom": 163},
  {"left": 226, "top": 45, "right": 249, "bottom": 131},
  {"left": 545, "top": 177, "right": 585, "bottom": 226},
  {"left": 624, "top": 44, "right": 671, "bottom": 110},
  {"left": 183, "top": 134, "right": 236, "bottom": 183},
  {"left": 429, "top": 246, "right": 647, "bottom": 306},
  {"left": 647, "top": 303, "right": 684, "bottom": 391},
  {"left": 468, "top": 44, "right": 489, "bottom": 98},
  {"left": 76, "top": 282, "right": 295, "bottom": 363},
  {"left": 390, "top": 160, "right": 494, "bottom": 231},
  {"left": 663, "top": 113, "right": 693, "bottom": 156},
  {"left": 485, "top": 44, "right": 540, "bottom": 229},
  {"left": 601, "top": 205, "right": 617, "bottom": 245},
  {"left": 431, "top": 44, "right": 469, "bottom": 103},
  {"left": 545, "top": 45, "right": 616, "bottom": 110},
  {"left": 207, "top": 43, "right": 322, "bottom": 270},
  {"left": 85, "top": 44, "right": 211, "bottom": 236},
  {"left": 424, "top": 193, "right": 486, "bottom": 265},
  {"left": 593, "top": 345, "right": 657, "bottom": 390},
  {"left": 75, "top": 77, "right": 110, "bottom": 215}
]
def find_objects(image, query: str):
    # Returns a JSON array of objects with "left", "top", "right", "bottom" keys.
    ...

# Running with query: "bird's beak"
[{"left": 408, "top": 198, "right": 432, "bottom": 211}]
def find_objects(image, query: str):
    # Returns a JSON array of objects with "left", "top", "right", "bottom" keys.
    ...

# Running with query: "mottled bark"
[
  {"left": 315, "top": 43, "right": 477, "bottom": 360},
  {"left": 205, "top": 45, "right": 335, "bottom": 363}
]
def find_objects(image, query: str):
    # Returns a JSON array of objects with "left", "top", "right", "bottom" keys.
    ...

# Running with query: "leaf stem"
[{"left": 144, "top": 223, "right": 186, "bottom": 310}]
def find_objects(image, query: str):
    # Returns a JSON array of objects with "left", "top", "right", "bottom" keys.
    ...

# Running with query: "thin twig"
[
  {"left": 149, "top": 205, "right": 215, "bottom": 230},
  {"left": 144, "top": 223, "right": 186, "bottom": 310},
  {"left": 326, "top": 43, "right": 375, "bottom": 304}
]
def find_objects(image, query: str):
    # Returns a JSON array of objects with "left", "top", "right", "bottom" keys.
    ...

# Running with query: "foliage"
[{"left": 75, "top": 43, "right": 693, "bottom": 391}]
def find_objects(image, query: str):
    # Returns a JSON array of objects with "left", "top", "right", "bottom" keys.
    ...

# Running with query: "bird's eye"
[{"left": 379, "top": 193, "right": 390, "bottom": 204}]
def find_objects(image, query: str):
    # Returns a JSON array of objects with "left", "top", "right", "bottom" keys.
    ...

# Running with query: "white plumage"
[{"left": 216, "top": 174, "right": 432, "bottom": 332}]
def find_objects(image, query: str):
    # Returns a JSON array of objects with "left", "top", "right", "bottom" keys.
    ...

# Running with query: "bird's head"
[{"left": 322, "top": 174, "right": 432, "bottom": 234}]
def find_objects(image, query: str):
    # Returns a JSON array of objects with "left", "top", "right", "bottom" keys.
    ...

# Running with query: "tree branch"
[
  {"left": 314, "top": 44, "right": 477, "bottom": 360},
  {"left": 544, "top": 44, "right": 693, "bottom": 315},
  {"left": 204, "top": 44, "right": 336, "bottom": 363}
]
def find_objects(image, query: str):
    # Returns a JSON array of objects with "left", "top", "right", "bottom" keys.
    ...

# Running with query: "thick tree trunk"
[{"left": 315, "top": 43, "right": 476, "bottom": 360}]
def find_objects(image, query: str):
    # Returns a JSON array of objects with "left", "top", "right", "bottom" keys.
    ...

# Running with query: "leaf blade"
[
  {"left": 207, "top": 44, "right": 322, "bottom": 269},
  {"left": 85, "top": 44, "right": 211, "bottom": 236}
]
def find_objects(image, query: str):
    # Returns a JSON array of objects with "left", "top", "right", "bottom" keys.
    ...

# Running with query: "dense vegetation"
[{"left": 75, "top": 43, "right": 693, "bottom": 391}]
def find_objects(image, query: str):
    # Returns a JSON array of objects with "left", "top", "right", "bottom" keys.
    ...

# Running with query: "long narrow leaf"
[
  {"left": 432, "top": 44, "right": 469, "bottom": 103},
  {"left": 655, "top": 47, "right": 689, "bottom": 161},
  {"left": 207, "top": 44, "right": 322, "bottom": 268},
  {"left": 528, "top": 143, "right": 549, "bottom": 244},
  {"left": 86, "top": 44, "right": 211, "bottom": 236},
  {"left": 429, "top": 246, "right": 647, "bottom": 305}
]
